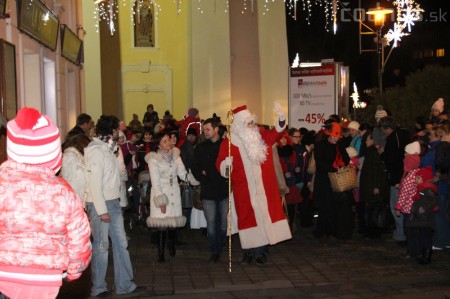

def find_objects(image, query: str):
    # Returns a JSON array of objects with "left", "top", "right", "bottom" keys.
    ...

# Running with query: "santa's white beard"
[{"left": 233, "top": 124, "right": 267, "bottom": 165}]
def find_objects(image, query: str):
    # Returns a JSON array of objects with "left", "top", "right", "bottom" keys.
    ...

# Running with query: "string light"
[
  {"left": 285, "top": 0, "right": 337, "bottom": 31},
  {"left": 94, "top": 0, "right": 298, "bottom": 35}
]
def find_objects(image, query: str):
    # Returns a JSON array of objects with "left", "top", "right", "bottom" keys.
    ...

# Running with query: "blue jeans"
[
  {"left": 87, "top": 200, "right": 137, "bottom": 296},
  {"left": 202, "top": 198, "right": 229, "bottom": 256},
  {"left": 389, "top": 186, "right": 406, "bottom": 241}
]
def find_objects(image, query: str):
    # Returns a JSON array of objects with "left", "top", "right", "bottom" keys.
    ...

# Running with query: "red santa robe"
[{"left": 216, "top": 116, "right": 292, "bottom": 249}]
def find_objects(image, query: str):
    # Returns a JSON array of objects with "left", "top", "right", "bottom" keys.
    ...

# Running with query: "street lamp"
[{"left": 366, "top": 6, "right": 393, "bottom": 93}]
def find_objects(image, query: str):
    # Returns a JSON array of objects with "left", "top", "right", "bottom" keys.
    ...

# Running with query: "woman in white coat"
[
  {"left": 61, "top": 134, "right": 91, "bottom": 206},
  {"left": 145, "top": 131, "right": 193, "bottom": 262}
]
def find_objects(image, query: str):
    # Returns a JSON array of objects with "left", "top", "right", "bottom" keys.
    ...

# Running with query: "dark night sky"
[{"left": 285, "top": 0, "right": 450, "bottom": 91}]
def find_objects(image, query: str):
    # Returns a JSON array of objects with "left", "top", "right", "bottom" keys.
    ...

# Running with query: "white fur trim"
[
  {"left": 238, "top": 219, "right": 291, "bottom": 249},
  {"left": 146, "top": 216, "right": 186, "bottom": 228},
  {"left": 274, "top": 117, "right": 287, "bottom": 133}
]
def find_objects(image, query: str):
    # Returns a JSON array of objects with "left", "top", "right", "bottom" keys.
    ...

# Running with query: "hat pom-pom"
[{"left": 14, "top": 107, "right": 42, "bottom": 129}]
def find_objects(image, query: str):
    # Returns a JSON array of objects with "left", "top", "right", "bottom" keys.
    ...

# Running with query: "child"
[
  {"left": 396, "top": 141, "right": 421, "bottom": 258},
  {"left": 405, "top": 166, "right": 437, "bottom": 264},
  {"left": 346, "top": 147, "right": 362, "bottom": 232}
]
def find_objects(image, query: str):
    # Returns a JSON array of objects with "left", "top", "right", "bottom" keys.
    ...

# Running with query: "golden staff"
[{"left": 226, "top": 109, "right": 234, "bottom": 273}]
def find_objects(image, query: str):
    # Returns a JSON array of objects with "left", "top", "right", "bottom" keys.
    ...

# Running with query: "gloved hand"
[
  {"left": 188, "top": 171, "right": 200, "bottom": 186},
  {"left": 225, "top": 156, "right": 233, "bottom": 167},
  {"left": 273, "top": 102, "right": 285, "bottom": 121}
]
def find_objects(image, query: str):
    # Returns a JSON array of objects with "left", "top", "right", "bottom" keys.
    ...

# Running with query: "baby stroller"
[
  {"left": 124, "top": 170, "right": 150, "bottom": 231},
  {"left": 137, "top": 170, "right": 151, "bottom": 223}
]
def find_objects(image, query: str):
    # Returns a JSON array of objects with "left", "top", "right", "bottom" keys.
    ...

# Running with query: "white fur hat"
[
  {"left": 347, "top": 121, "right": 360, "bottom": 131},
  {"left": 405, "top": 141, "right": 420, "bottom": 155},
  {"left": 432, "top": 98, "right": 444, "bottom": 113},
  {"left": 346, "top": 147, "right": 358, "bottom": 158}
]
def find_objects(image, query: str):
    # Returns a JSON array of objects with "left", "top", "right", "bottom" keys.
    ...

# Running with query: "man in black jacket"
[
  {"left": 191, "top": 118, "right": 229, "bottom": 263},
  {"left": 379, "top": 116, "right": 411, "bottom": 242}
]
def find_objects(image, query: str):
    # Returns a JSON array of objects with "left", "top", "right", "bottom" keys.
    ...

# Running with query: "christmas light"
[
  {"left": 292, "top": 53, "right": 300, "bottom": 68},
  {"left": 383, "top": 0, "right": 424, "bottom": 46},
  {"left": 351, "top": 83, "right": 360, "bottom": 108}
]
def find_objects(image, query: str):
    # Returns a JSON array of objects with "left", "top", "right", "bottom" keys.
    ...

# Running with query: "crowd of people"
[{"left": 1, "top": 97, "right": 450, "bottom": 298}]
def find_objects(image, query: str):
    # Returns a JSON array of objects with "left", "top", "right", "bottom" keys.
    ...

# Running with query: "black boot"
[
  {"left": 168, "top": 229, "right": 177, "bottom": 257},
  {"left": 416, "top": 248, "right": 432, "bottom": 264},
  {"left": 158, "top": 230, "right": 166, "bottom": 263}
]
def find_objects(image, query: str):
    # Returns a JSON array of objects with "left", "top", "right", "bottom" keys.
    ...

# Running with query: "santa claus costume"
[{"left": 216, "top": 105, "right": 292, "bottom": 264}]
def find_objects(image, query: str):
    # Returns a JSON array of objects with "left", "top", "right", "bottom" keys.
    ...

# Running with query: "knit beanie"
[
  {"left": 187, "top": 108, "right": 199, "bottom": 118},
  {"left": 375, "top": 110, "right": 388, "bottom": 120},
  {"left": 432, "top": 98, "right": 444, "bottom": 113},
  {"left": 347, "top": 121, "right": 360, "bottom": 131},
  {"left": 7, "top": 107, "right": 62, "bottom": 172},
  {"left": 404, "top": 141, "right": 421, "bottom": 155},
  {"left": 416, "top": 166, "right": 434, "bottom": 182}
]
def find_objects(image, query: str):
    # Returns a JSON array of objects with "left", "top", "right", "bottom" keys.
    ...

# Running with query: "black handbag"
[
  {"left": 180, "top": 175, "right": 193, "bottom": 208},
  {"left": 370, "top": 201, "right": 388, "bottom": 228}
]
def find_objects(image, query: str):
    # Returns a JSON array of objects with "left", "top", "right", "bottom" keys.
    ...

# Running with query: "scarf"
[
  {"left": 98, "top": 134, "right": 119, "bottom": 154},
  {"left": 158, "top": 149, "right": 173, "bottom": 163},
  {"left": 333, "top": 144, "right": 345, "bottom": 169}
]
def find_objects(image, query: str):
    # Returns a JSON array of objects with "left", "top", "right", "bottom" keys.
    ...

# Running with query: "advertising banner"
[{"left": 289, "top": 65, "right": 337, "bottom": 132}]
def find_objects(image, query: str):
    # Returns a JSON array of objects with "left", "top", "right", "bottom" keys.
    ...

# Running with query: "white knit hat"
[
  {"left": 432, "top": 98, "right": 444, "bottom": 113},
  {"left": 7, "top": 107, "right": 62, "bottom": 172},
  {"left": 375, "top": 110, "right": 388, "bottom": 119},
  {"left": 347, "top": 121, "right": 360, "bottom": 131},
  {"left": 404, "top": 141, "right": 420, "bottom": 155},
  {"left": 346, "top": 147, "right": 358, "bottom": 158}
]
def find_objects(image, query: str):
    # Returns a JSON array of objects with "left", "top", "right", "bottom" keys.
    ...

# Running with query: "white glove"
[
  {"left": 225, "top": 156, "right": 233, "bottom": 167},
  {"left": 188, "top": 171, "right": 200, "bottom": 186},
  {"left": 273, "top": 102, "right": 285, "bottom": 121}
]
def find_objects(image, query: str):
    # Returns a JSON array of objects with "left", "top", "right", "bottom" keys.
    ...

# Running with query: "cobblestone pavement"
[{"left": 57, "top": 220, "right": 450, "bottom": 299}]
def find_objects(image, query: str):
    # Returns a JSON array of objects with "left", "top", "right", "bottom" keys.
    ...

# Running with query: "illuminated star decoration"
[
  {"left": 385, "top": 23, "right": 408, "bottom": 48},
  {"left": 398, "top": 5, "right": 421, "bottom": 32},
  {"left": 351, "top": 83, "right": 359, "bottom": 108},
  {"left": 384, "top": 0, "right": 424, "bottom": 47}
]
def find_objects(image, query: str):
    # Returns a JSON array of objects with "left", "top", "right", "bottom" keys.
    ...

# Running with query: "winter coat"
[
  {"left": 192, "top": 138, "right": 229, "bottom": 200},
  {"left": 313, "top": 138, "right": 350, "bottom": 208},
  {"left": 359, "top": 145, "right": 389, "bottom": 203},
  {"left": 85, "top": 138, "right": 122, "bottom": 215},
  {"left": 61, "top": 147, "right": 87, "bottom": 204},
  {"left": 420, "top": 140, "right": 439, "bottom": 173},
  {"left": 0, "top": 161, "right": 91, "bottom": 285},
  {"left": 405, "top": 187, "right": 437, "bottom": 229},
  {"left": 381, "top": 128, "right": 411, "bottom": 186},
  {"left": 396, "top": 169, "right": 419, "bottom": 213},
  {"left": 145, "top": 147, "right": 187, "bottom": 228}
]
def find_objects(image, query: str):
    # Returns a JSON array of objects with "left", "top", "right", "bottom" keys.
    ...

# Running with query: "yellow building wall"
[
  {"left": 81, "top": 1, "right": 287, "bottom": 126},
  {"left": 258, "top": 0, "right": 289, "bottom": 126},
  {"left": 119, "top": 0, "right": 192, "bottom": 124},
  {"left": 81, "top": 0, "right": 103, "bottom": 122},
  {"left": 191, "top": 1, "right": 232, "bottom": 121}
]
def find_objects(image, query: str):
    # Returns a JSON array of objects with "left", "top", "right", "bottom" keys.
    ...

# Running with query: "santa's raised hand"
[{"left": 273, "top": 102, "right": 286, "bottom": 132}]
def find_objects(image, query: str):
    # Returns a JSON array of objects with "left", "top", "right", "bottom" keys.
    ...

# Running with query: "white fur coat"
[{"left": 145, "top": 147, "right": 187, "bottom": 228}]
